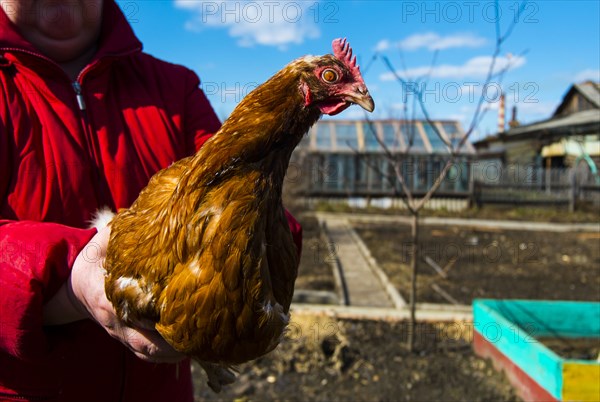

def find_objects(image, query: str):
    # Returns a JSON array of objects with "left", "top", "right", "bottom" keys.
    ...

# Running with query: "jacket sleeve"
[
  {"left": 0, "top": 220, "right": 96, "bottom": 360},
  {"left": 182, "top": 69, "right": 222, "bottom": 153}
]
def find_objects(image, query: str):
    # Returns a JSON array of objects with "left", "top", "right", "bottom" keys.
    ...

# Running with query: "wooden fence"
[{"left": 472, "top": 163, "right": 600, "bottom": 210}]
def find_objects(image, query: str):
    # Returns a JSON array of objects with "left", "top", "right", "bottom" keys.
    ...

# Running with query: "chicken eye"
[{"left": 321, "top": 69, "right": 339, "bottom": 83}]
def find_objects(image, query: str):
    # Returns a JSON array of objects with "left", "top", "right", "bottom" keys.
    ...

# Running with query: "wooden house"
[{"left": 474, "top": 81, "right": 600, "bottom": 172}]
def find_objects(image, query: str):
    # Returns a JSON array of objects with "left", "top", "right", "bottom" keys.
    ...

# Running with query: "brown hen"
[{"left": 101, "top": 38, "right": 374, "bottom": 392}]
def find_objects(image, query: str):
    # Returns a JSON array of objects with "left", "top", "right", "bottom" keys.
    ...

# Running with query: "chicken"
[{"left": 101, "top": 38, "right": 374, "bottom": 392}]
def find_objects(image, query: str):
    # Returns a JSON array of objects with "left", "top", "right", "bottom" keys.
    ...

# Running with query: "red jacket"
[{"left": 0, "top": 1, "right": 302, "bottom": 401}]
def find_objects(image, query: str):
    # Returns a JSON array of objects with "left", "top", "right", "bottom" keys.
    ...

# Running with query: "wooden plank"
[
  {"left": 291, "top": 304, "right": 473, "bottom": 322},
  {"left": 473, "top": 331, "right": 558, "bottom": 402},
  {"left": 318, "top": 221, "right": 349, "bottom": 306},
  {"left": 475, "top": 299, "right": 600, "bottom": 338},
  {"left": 562, "top": 362, "right": 600, "bottom": 401},
  {"left": 424, "top": 256, "right": 448, "bottom": 278},
  {"left": 321, "top": 218, "right": 394, "bottom": 308},
  {"left": 430, "top": 283, "right": 459, "bottom": 305}
]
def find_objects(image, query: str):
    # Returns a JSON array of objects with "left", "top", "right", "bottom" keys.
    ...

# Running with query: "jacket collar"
[{"left": 0, "top": 0, "right": 142, "bottom": 61}]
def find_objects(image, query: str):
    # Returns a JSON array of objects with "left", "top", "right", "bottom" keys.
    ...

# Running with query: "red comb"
[{"left": 332, "top": 38, "right": 362, "bottom": 81}]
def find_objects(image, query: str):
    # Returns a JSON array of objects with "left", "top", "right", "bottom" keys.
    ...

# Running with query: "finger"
[
  {"left": 117, "top": 326, "right": 186, "bottom": 363},
  {"left": 132, "top": 351, "right": 186, "bottom": 364}
]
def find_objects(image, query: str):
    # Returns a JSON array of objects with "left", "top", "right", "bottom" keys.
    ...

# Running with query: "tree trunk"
[{"left": 407, "top": 212, "right": 419, "bottom": 352}]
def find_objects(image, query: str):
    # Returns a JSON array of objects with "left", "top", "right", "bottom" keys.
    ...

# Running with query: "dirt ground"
[
  {"left": 192, "top": 314, "right": 519, "bottom": 401},
  {"left": 354, "top": 223, "right": 600, "bottom": 305},
  {"left": 536, "top": 337, "right": 600, "bottom": 361},
  {"left": 294, "top": 215, "right": 336, "bottom": 292}
]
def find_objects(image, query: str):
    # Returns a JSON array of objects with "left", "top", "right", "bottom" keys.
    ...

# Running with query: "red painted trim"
[{"left": 473, "top": 331, "right": 558, "bottom": 402}]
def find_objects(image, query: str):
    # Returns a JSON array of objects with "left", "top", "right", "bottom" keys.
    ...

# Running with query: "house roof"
[
  {"left": 577, "top": 82, "right": 600, "bottom": 107},
  {"left": 475, "top": 109, "right": 600, "bottom": 148},
  {"left": 299, "top": 119, "right": 475, "bottom": 154},
  {"left": 475, "top": 82, "right": 600, "bottom": 148},
  {"left": 553, "top": 81, "right": 600, "bottom": 116},
  {"left": 504, "top": 109, "right": 600, "bottom": 138}
]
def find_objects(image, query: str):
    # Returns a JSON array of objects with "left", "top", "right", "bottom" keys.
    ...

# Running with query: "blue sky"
[{"left": 119, "top": 1, "right": 600, "bottom": 141}]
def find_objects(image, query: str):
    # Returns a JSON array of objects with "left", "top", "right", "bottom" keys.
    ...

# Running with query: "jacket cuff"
[{"left": 0, "top": 220, "right": 96, "bottom": 360}]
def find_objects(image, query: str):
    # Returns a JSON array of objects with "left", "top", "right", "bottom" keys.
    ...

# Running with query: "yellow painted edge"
[{"left": 562, "top": 362, "right": 600, "bottom": 401}]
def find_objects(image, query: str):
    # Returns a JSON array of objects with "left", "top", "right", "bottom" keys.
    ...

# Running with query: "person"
[{"left": 0, "top": 1, "right": 302, "bottom": 400}]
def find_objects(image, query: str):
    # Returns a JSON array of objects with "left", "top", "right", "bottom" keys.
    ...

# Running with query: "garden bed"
[{"left": 354, "top": 223, "right": 600, "bottom": 304}]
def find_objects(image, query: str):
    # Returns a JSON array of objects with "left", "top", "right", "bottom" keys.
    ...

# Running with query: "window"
[
  {"left": 321, "top": 154, "right": 355, "bottom": 191},
  {"left": 442, "top": 122, "right": 465, "bottom": 149},
  {"left": 442, "top": 122, "right": 459, "bottom": 135},
  {"left": 334, "top": 123, "right": 359, "bottom": 150},
  {"left": 380, "top": 123, "right": 401, "bottom": 151},
  {"left": 422, "top": 122, "right": 448, "bottom": 151},
  {"left": 400, "top": 122, "right": 425, "bottom": 151},
  {"left": 363, "top": 122, "right": 381, "bottom": 151},
  {"left": 443, "top": 159, "right": 469, "bottom": 192},
  {"left": 315, "top": 123, "right": 332, "bottom": 149}
]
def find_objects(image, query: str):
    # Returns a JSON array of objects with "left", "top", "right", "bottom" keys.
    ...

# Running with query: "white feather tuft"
[{"left": 89, "top": 207, "right": 115, "bottom": 230}]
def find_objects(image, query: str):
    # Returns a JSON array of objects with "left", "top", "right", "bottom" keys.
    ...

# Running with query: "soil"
[
  {"left": 354, "top": 223, "right": 600, "bottom": 305},
  {"left": 192, "top": 314, "right": 519, "bottom": 401},
  {"left": 537, "top": 337, "right": 600, "bottom": 361},
  {"left": 294, "top": 215, "right": 336, "bottom": 293}
]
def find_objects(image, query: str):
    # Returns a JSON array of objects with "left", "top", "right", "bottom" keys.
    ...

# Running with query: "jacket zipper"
[
  {"left": 72, "top": 81, "right": 86, "bottom": 111},
  {"left": 1, "top": 47, "right": 91, "bottom": 111},
  {"left": 69, "top": 77, "right": 109, "bottom": 205}
]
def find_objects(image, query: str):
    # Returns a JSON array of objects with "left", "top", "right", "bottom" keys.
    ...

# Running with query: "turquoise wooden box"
[{"left": 473, "top": 299, "right": 600, "bottom": 401}]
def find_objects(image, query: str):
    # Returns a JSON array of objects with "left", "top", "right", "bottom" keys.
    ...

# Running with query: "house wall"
[{"left": 503, "top": 138, "right": 542, "bottom": 167}]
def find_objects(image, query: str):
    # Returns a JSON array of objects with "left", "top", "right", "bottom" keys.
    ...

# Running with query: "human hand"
[{"left": 43, "top": 226, "right": 185, "bottom": 363}]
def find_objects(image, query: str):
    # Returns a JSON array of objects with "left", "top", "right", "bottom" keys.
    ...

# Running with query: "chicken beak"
[{"left": 348, "top": 87, "right": 375, "bottom": 112}]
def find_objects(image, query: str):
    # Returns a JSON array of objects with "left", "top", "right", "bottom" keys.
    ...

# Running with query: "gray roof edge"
[{"left": 575, "top": 82, "right": 600, "bottom": 108}]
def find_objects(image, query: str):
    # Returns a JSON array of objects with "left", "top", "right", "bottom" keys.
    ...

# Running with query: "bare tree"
[{"left": 361, "top": 0, "right": 527, "bottom": 351}]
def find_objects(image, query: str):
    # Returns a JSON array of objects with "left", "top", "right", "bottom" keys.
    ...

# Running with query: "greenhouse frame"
[{"left": 292, "top": 119, "right": 476, "bottom": 199}]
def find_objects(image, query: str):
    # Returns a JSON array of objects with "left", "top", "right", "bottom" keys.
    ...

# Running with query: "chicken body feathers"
[{"left": 105, "top": 150, "right": 297, "bottom": 363}]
